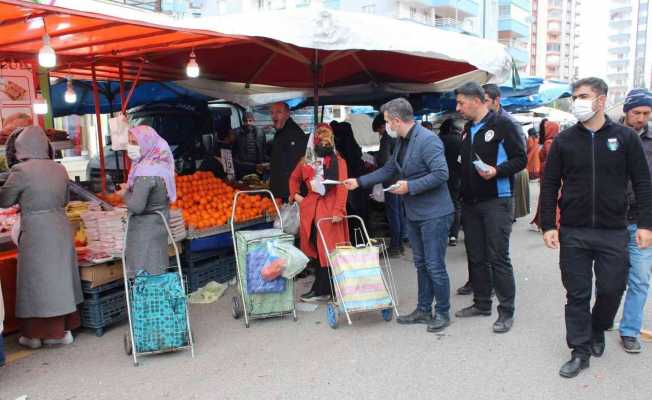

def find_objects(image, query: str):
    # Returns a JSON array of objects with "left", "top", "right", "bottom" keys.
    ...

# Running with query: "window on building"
[
  {"left": 410, "top": 7, "right": 417, "bottom": 20},
  {"left": 547, "top": 43, "right": 561, "bottom": 52},
  {"left": 215, "top": 0, "right": 227, "bottom": 14},
  {"left": 361, "top": 4, "right": 375, "bottom": 14}
]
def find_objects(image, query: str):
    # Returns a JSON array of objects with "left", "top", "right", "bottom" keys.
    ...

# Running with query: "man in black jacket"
[
  {"left": 454, "top": 82, "right": 527, "bottom": 335},
  {"left": 541, "top": 77, "right": 652, "bottom": 378},
  {"left": 269, "top": 102, "right": 308, "bottom": 201},
  {"left": 233, "top": 112, "right": 269, "bottom": 180},
  {"left": 438, "top": 119, "right": 462, "bottom": 247}
]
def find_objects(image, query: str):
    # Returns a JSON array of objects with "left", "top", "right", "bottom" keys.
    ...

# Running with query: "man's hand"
[
  {"left": 477, "top": 165, "right": 497, "bottom": 180},
  {"left": 636, "top": 228, "right": 652, "bottom": 249},
  {"left": 390, "top": 180, "right": 409, "bottom": 195},
  {"left": 543, "top": 229, "right": 559, "bottom": 249},
  {"left": 116, "top": 183, "right": 128, "bottom": 197},
  {"left": 343, "top": 178, "right": 359, "bottom": 191}
]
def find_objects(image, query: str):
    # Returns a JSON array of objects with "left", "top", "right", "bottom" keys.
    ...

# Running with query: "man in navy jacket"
[{"left": 344, "top": 98, "right": 454, "bottom": 333}]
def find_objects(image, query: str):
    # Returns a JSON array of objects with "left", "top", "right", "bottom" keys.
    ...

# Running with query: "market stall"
[{"left": 0, "top": 0, "right": 515, "bottom": 345}]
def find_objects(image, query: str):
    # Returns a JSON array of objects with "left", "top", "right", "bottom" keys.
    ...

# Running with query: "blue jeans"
[
  {"left": 406, "top": 213, "right": 453, "bottom": 315},
  {"left": 385, "top": 192, "right": 406, "bottom": 250},
  {"left": 620, "top": 224, "right": 652, "bottom": 338}
]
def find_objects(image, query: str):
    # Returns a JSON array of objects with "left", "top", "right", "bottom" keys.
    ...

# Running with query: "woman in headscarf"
[
  {"left": 530, "top": 120, "right": 561, "bottom": 230},
  {"left": 0, "top": 126, "right": 82, "bottom": 349},
  {"left": 117, "top": 125, "right": 176, "bottom": 276},
  {"left": 289, "top": 124, "right": 349, "bottom": 302}
]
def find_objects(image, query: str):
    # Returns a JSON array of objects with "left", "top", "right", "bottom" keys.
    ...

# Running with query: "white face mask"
[
  {"left": 572, "top": 98, "right": 597, "bottom": 122},
  {"left": 385, "top": 124, "right": 398, "bottom": 138},
  {"left": 127, "top": 144, "right": 141, "bottom": 161}
]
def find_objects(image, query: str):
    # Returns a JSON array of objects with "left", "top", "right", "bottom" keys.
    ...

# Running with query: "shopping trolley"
[
  {"left": 317, "top": 215, "right": 399, "bottom": 329},
  {"left": 122, "top": 211, "right": 195, "bottom": 366},
  {"left": 230, "top": 190, "right": 297, "bottom": 328}
]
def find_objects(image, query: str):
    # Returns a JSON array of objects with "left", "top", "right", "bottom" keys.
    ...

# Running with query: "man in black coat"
[
  {"left": 541, "top": 77, "right": 652, "bottom": 378},
  {"left": 269, "top": 102, "right": 308, "bottom": 201}
]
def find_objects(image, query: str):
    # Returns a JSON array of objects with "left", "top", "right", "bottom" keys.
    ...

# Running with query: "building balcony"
[
  {"left": 608, "top": 45, "right": 630, "bottom": 54},
  {"left": 498, "top": 0, "right": 531, "bottom": 12},
  {"left": 610, "top": 6, "right": 632, "bottom": 14},
  {"left": 424, "top": 0, "right": 479, "bottom": 17},
  {"left": 498, "top": 18, "right": 530, "bottom": 38},
  {"left": 609, "top": 32, "right": 631, "bottom": 42},
  {"left": 433, "top": 17, "right": 465, "bottom": 32},
  {"left": 608, "top": 59, "right": 630, "bottom": 68},
  {"left": 609, "top": 18, "right": 632, "bottom": 29},
  {"left": 607, "top": 72, "right": 629, "bottom": 80}
]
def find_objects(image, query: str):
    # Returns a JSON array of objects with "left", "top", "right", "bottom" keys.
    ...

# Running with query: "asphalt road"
[{"left": 1, "top": 182, "right": 651, "bottom": 400}]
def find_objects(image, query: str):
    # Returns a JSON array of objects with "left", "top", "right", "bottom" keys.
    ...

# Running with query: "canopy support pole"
[
  {"left": 91, "top": 64, "right": 107, "bottom": 194},
  {"left": 119, "top": 61, "right": 129, "bottom": 182},
  {"left": 312, "top": 49, "right": 320, "bottom": 126}
]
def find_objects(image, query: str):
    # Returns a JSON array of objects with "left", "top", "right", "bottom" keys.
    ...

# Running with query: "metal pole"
[
  {"left": 91, "top": 64, "right": 107, "bottom": 194},
  {"left": 313, "top": 49, "right": 320, "bottom": 126},
  {"left": 119, "top": 61, "right": 130, "bottom": 182}
]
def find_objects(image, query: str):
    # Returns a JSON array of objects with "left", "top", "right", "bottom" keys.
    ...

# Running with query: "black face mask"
[{"left": 314, "top": 144, "right": 333, "bottom": 157}]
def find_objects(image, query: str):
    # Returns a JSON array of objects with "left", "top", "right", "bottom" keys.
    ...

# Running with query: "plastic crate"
[
  {"left": 185, "top": 221, "right": 274, "bottom": 252},
  {"left": 183, "top": 254, "right": 236, "bottom": 292},
  {"left": 80, "top": 287, "right": 128, "bottom": 337},
  {"left": 81, "top": 279, "right": 124, "bottom": 301}
]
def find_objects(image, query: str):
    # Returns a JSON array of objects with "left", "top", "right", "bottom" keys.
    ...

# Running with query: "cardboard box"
[{"left": 79, "top": 260, "right": 123, "bottom": 288}]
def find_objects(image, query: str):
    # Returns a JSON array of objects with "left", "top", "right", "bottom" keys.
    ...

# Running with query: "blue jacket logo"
[{"left": 485, "top": 130, "right": 495, "bottom": 142}]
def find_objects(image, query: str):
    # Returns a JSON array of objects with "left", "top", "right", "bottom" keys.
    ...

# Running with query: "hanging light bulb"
[
  {"left": 186, "top": 51, "right": 200, "bottom": 78},
  {"left": 33, "top": 92, "right": 48, "bottom": 115},
  {"left": 38, "top": 33, "right": 56, "bottom": 68},
  {"left": 64, "top": 77, "right": 77, "bottom": 103}
]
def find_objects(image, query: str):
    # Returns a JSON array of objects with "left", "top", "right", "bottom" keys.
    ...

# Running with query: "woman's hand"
[
  {"left": 293, "top": 194, "right": 304, "bottom": 204},
  {"left": 331, "top": 215, "right": 342, "bottom": 223},
  {"left": 115, "top": 183, "right": 128, "bottom": 197}
]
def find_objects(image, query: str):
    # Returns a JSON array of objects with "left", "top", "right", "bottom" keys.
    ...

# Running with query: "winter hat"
[{"left": 623, "top": 88, "right": 652, "bottom": 113}]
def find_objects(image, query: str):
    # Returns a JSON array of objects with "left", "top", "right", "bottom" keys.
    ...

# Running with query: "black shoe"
[
  {"left": 493, "top": 314, "right": 514, "bottom": 333},
  {"left": 426, "top": 313, "right": 450, "bottom": 333},
  {"left": 591, "top": 331, "right": 605, "bottom": 357},
  {"left": 457, "top": 283, "right": 473, "bottom": 295},
  {"left": 559, "top": 356, "right": 589, "bottom": 378},
  {"left": 397, "top": 309, "right": 432, "bottom": 325},
  {"left": 455, "top": 305, "right": 492, "bottom": 318},
  {"left": 448, "top": 237, "right": 457, "bottom": 246},
  {"left": 621, "top": 336, "right": 642, "bottom": 353},
  {"left": 300, "top": 290, "right": 330, "bottom": 303}
]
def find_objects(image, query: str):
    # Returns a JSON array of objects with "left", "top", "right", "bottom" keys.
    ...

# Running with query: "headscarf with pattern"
[{"left": 127, "top": 125, "right": 176, "bottom": 202}]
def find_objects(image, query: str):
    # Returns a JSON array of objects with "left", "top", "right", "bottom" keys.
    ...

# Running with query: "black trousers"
[
  {"left": 448, "top": 179, "right": 462, "bottom": 239},
  {"left": 462, "top": 198, "right": 516, "bottom": 316},
  {"left": 559, "top": 227, "right": 629, "bottom": 359}
]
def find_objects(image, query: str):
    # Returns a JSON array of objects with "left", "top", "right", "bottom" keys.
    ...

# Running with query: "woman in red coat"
[
  {"left": 530, "top": 120, "right": 561, "bottom": 230},
  {"left": 289, "top": 124, "right": 349, "bottom": 302}
]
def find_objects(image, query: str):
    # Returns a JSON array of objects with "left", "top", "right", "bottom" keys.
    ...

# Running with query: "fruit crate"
[{"left": 80, "top": 280, "right": 127, "bottom": 337}]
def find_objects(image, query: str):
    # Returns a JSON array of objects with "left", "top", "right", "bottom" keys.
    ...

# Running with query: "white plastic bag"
[
  {"left": 371, "top": 183, "right": 385, "bottom": 203},
  {"left": 274, "top": 203, "right": 300, "bottom": 236},
  {"left": 109, "top": 113, "right": 129, "bottom": 151}
]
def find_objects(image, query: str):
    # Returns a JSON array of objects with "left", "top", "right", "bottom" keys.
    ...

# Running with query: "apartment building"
[
  {"left": 528, "top": 0, "right": 581, "bottom": 82},
  {"left": 607, "top": 0, "right": 652, "bottom": 103}
]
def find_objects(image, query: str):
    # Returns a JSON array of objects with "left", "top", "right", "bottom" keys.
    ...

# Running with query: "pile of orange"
[
  {"left": 98, "top": 192, "right": 124, "bottom": 207},
  {"left": 171, "top": 171, "right": 280, "bottom": 230}
]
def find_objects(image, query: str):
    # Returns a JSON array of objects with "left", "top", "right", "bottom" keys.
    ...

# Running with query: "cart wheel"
[
  {"left": 123, "top": 332, "right": 132, "bottom": 356},
  {"left": 326, "top": 303, "right": 339, "bottom": 329},
  {"left": 245, "top": 321, "right": 250, "bottom": 328},
  {"left": 382, "top": 308, "right": 393, "bottom": 322},
  {"left": 95, "top": 328, "right": 104, "bottom": 337},
  {"left": 292, "top": 309, "right": 298, "bottom": 322},
  {"left": 232, "top": 296, "right": 241, "bottom": 319}
]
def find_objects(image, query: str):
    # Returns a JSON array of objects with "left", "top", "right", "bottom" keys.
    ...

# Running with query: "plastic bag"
[
  {"left": 274, "top": 203, "right": 300, "bottom": 236},
  {"left": 272, "top": 241, "right": 309, "bottom": 279},
  {"left": 246, "top": 243, "right": 287, "bottom": 294},
  {"left": 109, "top": 113, "right": 129, "bottom": 151},
  {"left": 371, "top": 183, "right": 385, "bottom": 203}
]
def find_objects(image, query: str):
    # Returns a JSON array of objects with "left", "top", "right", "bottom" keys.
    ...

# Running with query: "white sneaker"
[
  {"left": 43, "top": 331, "right": 74, "bottom": 346},
  {"left": 528, "top": 223, "right": 541, "bottom": 232},
  {"left": 18, "top": 336, "right": 42, "bottom": 349}
]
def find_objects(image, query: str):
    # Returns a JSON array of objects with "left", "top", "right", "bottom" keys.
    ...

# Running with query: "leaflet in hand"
[
  {"left": 473, "top": 154, "right": 492, "bottom": 173},
  {"left": 322, "top": 179, "right": 342, "bottom": 185},
  {"left": 383, "top": 183, "right": 401, "bottom": 192}
]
